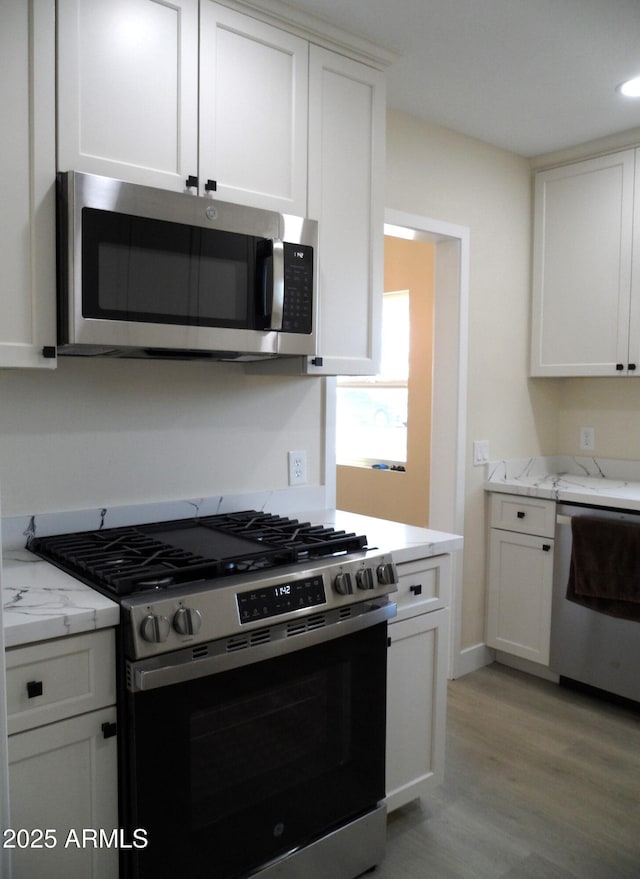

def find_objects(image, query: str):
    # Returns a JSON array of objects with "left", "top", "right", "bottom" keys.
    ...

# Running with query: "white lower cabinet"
[
  {"left": 386, "top": 606, "right": 449, "bottom": 811},
  {"left": 386, "top": 554, "right": 451, "bottom": 811},
  {"left": 8, "top": 707, "right": 118, "bottom": 879},
  {"left": 486, "top": 494, "right": 555, "bottom": 665},
  {"left": 5, "top": 630, "right": 118, "bottom": 879}
]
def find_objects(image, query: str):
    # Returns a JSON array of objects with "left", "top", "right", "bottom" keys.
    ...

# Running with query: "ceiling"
[{"left": 281, "top": 0, "right": 640, "bottom": 157}]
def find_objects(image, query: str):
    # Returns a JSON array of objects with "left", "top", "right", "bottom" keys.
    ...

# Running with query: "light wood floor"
[{"left": 376, "top": 663, "right": 640, "bottom": 879}]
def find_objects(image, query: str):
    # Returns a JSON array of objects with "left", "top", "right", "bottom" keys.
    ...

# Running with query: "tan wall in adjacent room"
[{"left": 337, "top": 236, "right": 435, "bottom": 526}]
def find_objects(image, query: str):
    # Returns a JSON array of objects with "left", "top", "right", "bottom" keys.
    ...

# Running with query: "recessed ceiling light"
[{"left": 618, "top": 76, "right": 640, "bottom": 97}]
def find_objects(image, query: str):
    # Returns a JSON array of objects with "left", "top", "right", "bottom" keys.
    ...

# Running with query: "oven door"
[{"left": 122, "top": 619, "right": 389, "bottom": 879}]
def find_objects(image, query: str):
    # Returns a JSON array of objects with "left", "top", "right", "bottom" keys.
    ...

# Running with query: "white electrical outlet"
[
  {"left": 580, "top": 427, "right": 595, "bottom": 451},
  {"left": 288, "top": 450, "right": 307, "bottom": 486}
]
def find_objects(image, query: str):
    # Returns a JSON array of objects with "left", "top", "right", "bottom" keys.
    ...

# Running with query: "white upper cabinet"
[
  {"left": 305, "top": 46, "right": 385, "bottom": 375},
  {"left": 0, "top": 0, "right": 57, "bottom": 369},
  {"left": 199, "top": 2, "right": 308, "bottom": 213},
  {"left": 55, "top": 1, "right": 387, "bottom": 373},
  {"left": 57, "top": 0, "right": 308, "bottom": 212},
  {"left": 57, "top": 0, "right": 200, "bottom": 192},
  {"left": 531, "top": 150, "right": 637, "bottom": 377}
]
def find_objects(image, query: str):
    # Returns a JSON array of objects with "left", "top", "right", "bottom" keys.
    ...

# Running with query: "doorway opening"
[
  {"left": 328, "top": 209, "right": 469, "bottom": 675},
  {"left": 336, "top": 235, "right": 435, "bottom": 527}
]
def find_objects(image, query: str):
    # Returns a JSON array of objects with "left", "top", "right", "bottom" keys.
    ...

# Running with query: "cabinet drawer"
[
  {"left": 393, "top": 555, "right": 451, "bottom": 618},
  {"left": 6, "top": 629, "right": 116, "bottom": 734},
  {"left": 489, "top": 493, "right": 556, "bottom": 537}
]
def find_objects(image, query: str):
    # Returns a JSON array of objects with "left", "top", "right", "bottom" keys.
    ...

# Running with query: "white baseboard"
[
  {"left": 494, "top": 651, "right": 559, "bottom": 683},
  {"left": 450, "top": 644, "right": 561, "bottom": 683},
  {"left": 451, "top": 642, "right": 495, "bottom": 678}
]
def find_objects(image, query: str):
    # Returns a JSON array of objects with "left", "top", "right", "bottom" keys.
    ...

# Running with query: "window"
[{"left": 336, "top": 290, "right": 409, "bottom": 466}]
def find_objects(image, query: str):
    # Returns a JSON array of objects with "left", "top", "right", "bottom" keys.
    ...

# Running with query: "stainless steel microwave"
[{"left": 56, "top": 172, "right": 318, "bottom": 361}]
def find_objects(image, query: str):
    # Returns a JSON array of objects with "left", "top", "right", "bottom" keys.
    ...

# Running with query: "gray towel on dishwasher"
[{"left": 567, "top": 515, "right": 640, "bottom": 621}]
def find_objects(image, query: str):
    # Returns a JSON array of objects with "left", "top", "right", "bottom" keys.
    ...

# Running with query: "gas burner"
[{"left": 30, "top": 510, "right": 369, "bottom": 597}]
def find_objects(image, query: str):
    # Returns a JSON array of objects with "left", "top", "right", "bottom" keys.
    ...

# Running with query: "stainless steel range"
[{"left": 31, "top": 510, "right": 397, "bottom": 879}]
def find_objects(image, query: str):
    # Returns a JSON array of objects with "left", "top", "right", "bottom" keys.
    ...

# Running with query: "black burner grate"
[{"left": 30, "top": 510, "right": 368, "bottom": 596}]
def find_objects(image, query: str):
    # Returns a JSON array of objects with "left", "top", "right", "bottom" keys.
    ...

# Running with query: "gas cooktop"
[{"left": 30, "top": 510, "right": 369, "bottom": 597}]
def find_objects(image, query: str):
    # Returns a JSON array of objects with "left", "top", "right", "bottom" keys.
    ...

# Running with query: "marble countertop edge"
[
  {"left": 484, "top": 456, "right": 640, "bottom": 511},
  {"left": 2, "top": 551, "right": 120, "bottom": 649}
]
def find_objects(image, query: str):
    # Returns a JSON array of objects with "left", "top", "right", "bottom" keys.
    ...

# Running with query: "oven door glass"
[
  {"left": 123, "top": 622, "right": 388, "bottom": 879},
  {"left": 81, "top": 208, "right": 272, "bottom": 330}
]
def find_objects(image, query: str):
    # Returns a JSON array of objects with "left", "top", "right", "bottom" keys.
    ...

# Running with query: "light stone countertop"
[
  {"left": 485, "top": 455, "right": 640, "bottom": 511},
  {"left": 309, "top": 509, "right": 463, "bottom": 563},
  {"left": 1, "top": 549, "right": 119, "bottom": 649}
]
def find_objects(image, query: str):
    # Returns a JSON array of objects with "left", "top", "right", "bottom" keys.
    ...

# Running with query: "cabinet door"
[
  {"left": 8, "top": 706, "right": 118, "bottom": 879},
  {"left": 386, "top": 607, "right": 449, "bottom": 812},
  {"left": 486, "top": 529, "right": 554, "bottom": 664},
  {"left": 57, "top": 0, "right": 199, "bottom": 191},
  {"left": 628, "top": 150, "right": 640, "bottom": 370},
  {"left": 531, "top": 151, "right": 635, "bottom": 377},
  {"left": 0, "top": 0, "right": 56, "bottom": 368},
  {"left": 307, "top": 46, "right": 385, "bottom": 375},
  {"left": 199, "top": 1, "right": 308, "bottom": 213}
]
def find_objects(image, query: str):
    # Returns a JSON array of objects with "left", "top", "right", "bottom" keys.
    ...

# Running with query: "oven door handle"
[{"left": 128, "top": 601, "right": 397, "bottom": 692}]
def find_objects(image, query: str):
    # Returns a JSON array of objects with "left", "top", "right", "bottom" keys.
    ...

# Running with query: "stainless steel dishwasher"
[{"left": 550, "top": 501, "right": 640, "bottom": 705}]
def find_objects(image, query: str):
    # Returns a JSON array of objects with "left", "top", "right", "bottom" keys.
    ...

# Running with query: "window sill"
[{"left": 337, "top": 460, "right": 406, "bottom": 472}]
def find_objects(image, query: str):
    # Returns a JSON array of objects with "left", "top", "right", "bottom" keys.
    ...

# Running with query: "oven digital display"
[{"left": 237, "top": 575, "right": 326, "bottom": 623}]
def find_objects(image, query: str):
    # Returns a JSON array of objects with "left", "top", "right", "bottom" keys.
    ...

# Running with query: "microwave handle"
[
  {"left": 269, "top": 239, "right": 285, "bottom": 331},
  {"left": 257, "top": 239, "right": 284, "bottom": 331}
]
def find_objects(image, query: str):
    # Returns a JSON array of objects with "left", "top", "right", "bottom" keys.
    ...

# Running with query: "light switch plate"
[{"left": 473, "top": 440, "right": 490, "bottom": 466}]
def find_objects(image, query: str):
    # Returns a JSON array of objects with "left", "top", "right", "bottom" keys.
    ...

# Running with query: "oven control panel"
[
  {"left": 237, "top": 575, "right": 325, "bottom": 624},
  {"left": 125, "top": 552, "right": 398, "bottom": 659}
]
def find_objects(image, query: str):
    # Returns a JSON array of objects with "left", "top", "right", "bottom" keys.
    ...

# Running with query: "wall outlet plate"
[
  {"left": 580, "top": 427, "right": 595, "bottom": 452},
  {"left": 288, "top": 450, "right": 307, "bottom": 485}
]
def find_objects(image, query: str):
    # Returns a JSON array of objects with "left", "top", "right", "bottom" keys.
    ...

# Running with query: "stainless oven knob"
[
  {"left": 334, "top": 573, "right": 353, "bottom": 595},
  {"left": 356, "top": 568, "right": 374, "bottom": 590},
  {"left": 140, "top": 614, "right": 171, "bottom": 643},
  {"left": 173, "top": 607, "right": 203, "bottom": 636},
  {"left": 376, "top": 563, "right": 397, "bottom": 585}
]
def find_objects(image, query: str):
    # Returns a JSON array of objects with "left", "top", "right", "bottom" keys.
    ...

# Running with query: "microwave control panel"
[{"left": 282, "top": 243, "right": 313, "bottom": 334}]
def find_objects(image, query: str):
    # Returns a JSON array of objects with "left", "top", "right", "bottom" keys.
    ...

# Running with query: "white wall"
[
  {"left": 0, "top": 357, "right": 325, "bottom": 517},
  {"left": 557, "top": 377, "right": 640, "bottom": 459},
  {"left": 385, "top": 109, "right": 560, "bottom": 654}
]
